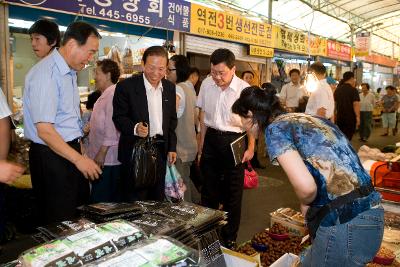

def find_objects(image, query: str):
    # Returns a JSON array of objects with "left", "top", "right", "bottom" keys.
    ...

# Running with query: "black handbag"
[{"left": 130, "top": 137, "right": 158, "bottom": 189}]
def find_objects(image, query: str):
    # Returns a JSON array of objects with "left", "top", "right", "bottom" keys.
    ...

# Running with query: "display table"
[{"left": 1, "top": 201, "right": 228, "bottom": 266}]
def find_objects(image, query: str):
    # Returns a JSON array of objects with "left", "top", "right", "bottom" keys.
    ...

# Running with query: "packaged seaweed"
[
  {"left": 37, "top": 218, "right": 95, "bottom": 239},
  {"left": 19, "top": 240, "right": 82, "bottom": 267},
  {"left": 96, "top": 220, "right": 147, "bottom": 250},
  {"left": 62, "top": 228, "right": 116, "bottom": 264}
]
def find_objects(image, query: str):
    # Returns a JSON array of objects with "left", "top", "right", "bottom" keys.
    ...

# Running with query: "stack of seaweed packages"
[
  {"left": 20, "top": 219, "right": 200, "bottom": 267},
  {"left": 27, "top": 201, "right": 227, "bottom": 266},
  {"left": 151, "top": 201, "right": 228, "bottom": 266},
  {"left": 78, "top": 201, "right": 228, "bottom": 266}
]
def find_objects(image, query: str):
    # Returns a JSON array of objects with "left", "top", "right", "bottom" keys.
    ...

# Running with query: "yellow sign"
[
  {"left": 308, "top": 36, "right": 327, "bottom": 57},
  {"left": 190, "top": 3, "right": 274, "bottom": 47},
  {"left": 249, "top": 45, "right": 274, "bottom": 58},
  {"left": 273, "top": 25, "right": 327, "bottom": 57},
  {"left": 274, "top": 26, "right": 307, "bottom": 54}
]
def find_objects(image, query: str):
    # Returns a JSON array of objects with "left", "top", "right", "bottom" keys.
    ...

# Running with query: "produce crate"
[{"left": 270, "top": 208, "right": 307, "bottom": 237}]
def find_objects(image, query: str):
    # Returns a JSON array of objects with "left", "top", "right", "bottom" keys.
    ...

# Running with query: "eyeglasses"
[{"left": 168, "top": 68, "right": 176, "bottom": 72}]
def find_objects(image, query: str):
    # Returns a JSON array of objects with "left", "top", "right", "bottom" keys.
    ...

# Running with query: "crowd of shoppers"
[{"left": 0, "top": 18, "right": 398, "bottom": 262}]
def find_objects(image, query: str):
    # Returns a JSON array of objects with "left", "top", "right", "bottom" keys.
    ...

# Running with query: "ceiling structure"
[{"left": 204, "top": 0, "right": 400, "bottom": 59}]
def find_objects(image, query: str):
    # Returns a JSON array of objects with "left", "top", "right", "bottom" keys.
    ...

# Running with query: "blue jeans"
[{"left": 301, "top": 207, "right": 384, "bottom": 267}]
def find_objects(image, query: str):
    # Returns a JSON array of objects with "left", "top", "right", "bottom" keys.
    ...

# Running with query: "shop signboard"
[
  {"left": 308, "top": 35, "right": 327, "bottom": 57},
  {"left": 363, "top": 54, "right": 398, "bottom": 68},
  {"left": 190, "top": 3, "right": 274, "bottom": 48},
  {"left": 355, "top": 32, "right": 370, "bottom": 57},
  {"left": 272, "top": 25, "right": 327, "bottom": 57},
  {"left": 248, "top": 45, "right": 274, "bottom": 58},
  {"left": 327, "top": 40, "right": 351, "bottom": 61},
  {"left": 273, "top": 26, "right": 307, "bottom": 55},
  {"left": 4, "top": 0, "right": 191, "bottom": 32}
]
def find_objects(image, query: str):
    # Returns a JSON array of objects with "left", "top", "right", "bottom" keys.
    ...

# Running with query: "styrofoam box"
[{"left": 270, "top": 253, "right": 299, "bottom": 267}]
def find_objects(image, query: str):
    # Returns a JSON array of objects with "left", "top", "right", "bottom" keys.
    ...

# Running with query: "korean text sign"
[
  {"left": 274, "top": 26, "right": 307, "bottom": 54},
  {"left": 249, "top": 45, "right": 274, "bottom": 58},
  {"left": 5, "top": 0, "right": 190, "bottom": 32},
  {"left": 327, "top": 40, "right": 351, "bottom": 61},
  {"left": 190, "top": 3, "right": 274, "bottom": 47}
]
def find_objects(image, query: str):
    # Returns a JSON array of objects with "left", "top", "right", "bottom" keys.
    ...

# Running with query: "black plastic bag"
[{"left": 130, "top": 138, "right": 158, "bottom": 188}]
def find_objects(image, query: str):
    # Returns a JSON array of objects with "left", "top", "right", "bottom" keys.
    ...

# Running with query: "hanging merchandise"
[
  {"left": 106, "top": 45, "right": 123, "bottom": 72},
  {"left": 121, "top": 40, "right": 134, "bottom": 75}
]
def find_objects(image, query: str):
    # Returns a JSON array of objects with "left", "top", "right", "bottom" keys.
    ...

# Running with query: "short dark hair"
[
  {"left": 232, "top": 85, "right": 284, "bottom": 131},
  {"left": 97, "top": 59, "right": 120, "bottom": 84},
  {"left": 86, "top": 90, "right": 101, "bottom": 110},
  {"left": 28, "top": 19, "right": 61, "bottom": 48},
  {"left": 342, "top": 71, "right": 354, "bottom": 82},
  {"left": 142, "top": 46, "right": 168, "bottom": 64},
  {"left": 170, "top": 55, "right": 190, "bottom": 83},
  {"left": 361, "top": 83, "right": 370, "bottom": 90},
  {"left": 189, "top": 67, "right": 200, "bottom": 76},
  {"left": 210, "top": 48, "right": 235, "bottom": 69},
  {"left": 241, "top": 71, "right": 254, "bottom": 79},
  {"left": 261, "top": 82, "right": 277, "bottom": 94},
  {"left": 61, "top": 21, "right": 101, "bottom": 46},
  {"left": 386, "top": 85, "right": 396, "bottom": 91},
  {"left": 309, "top": 62, "right": 326, "bottom": 75},
  {"left": 289, "top": 69, "right": 300, "bottom": 76}
]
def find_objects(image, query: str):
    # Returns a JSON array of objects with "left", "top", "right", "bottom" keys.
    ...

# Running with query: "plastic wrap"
[
  {"left": 130, "top": 138, "right": 158, "bottom": 189},
  {"left": 96, "top": 220, "right": 147, "bottom": 250},
  {"left": 37, "top": 218, "right": 95, "bottom": 239},
  {"left": 87, "top": 236, "right": 200, "bottom": 267},
  {"left": 19, "top": 240, "right": 82, "bottom": 267}
]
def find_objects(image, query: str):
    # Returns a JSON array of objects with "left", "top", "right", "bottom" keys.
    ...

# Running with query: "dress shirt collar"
[
  {"left": 143, "top": 74, "right": 163, "bottom": 92},
  {"left": 52, "top": 49, "right": 75, "bottom": 76},
  {"left": 211, "top": 74, "right": 241, "bottom": 92},
  {"left": 290, "top": 81, "right": 301, "bottom": 87}
]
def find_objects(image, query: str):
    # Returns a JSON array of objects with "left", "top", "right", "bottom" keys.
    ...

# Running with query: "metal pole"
[
  {"left": 0, "top": 3, "right": 12, "bottom": 106},
  {"left": 265, "top": 0, "right": 273, "bottom": 83},
  {"left": 350, "top": 24, "right": 355, "bottom": 71}
]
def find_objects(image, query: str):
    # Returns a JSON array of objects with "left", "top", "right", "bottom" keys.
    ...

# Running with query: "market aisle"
[{"left": 237, "top": 126, "right": 399, "bottom": 244}]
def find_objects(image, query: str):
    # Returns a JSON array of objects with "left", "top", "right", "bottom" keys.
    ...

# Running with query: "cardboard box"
[
  {"left": 270, "top": 214, "right": 307, "bottom": 237},
  {"left": 221, "top": 247, "right": 260, "bottom": 267},
  {"left": 270, "top": 253, "right": 299, "bottom": 267}
]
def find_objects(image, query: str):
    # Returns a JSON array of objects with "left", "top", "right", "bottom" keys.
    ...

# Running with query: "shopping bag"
[
  {"left": 130, "top": 138, "right": 158, "bottom": 189},
  {"left": 165, "top": 164, "right": 186, "bottom": 201},
  {"left": 244, "top": 161, "right": 259, "bottom": 189}
]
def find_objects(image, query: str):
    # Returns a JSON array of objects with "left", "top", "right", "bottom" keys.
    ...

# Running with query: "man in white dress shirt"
[
  {"left": 305, "top": 62, "right": 334, "bottom": 120},
  {"left": 197, "top": 48, "right": 255, "bottom": 248},
  {"left": 279, "top": 68, "right": 307, "bottom": 112}
]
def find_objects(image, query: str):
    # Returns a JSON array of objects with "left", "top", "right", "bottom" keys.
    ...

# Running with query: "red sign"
[{"left": 327, "top": 40, "right": 351, "bottom": 61}]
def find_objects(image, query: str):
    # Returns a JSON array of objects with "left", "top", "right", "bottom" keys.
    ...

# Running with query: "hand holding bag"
[
  {"left": 244, "top": 161, "right": 259, "bottom": 189},
  {"left": 130, "top": 137, "right": 158, "bottom": 189}
]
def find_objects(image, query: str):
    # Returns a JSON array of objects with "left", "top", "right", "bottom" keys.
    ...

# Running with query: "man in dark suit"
[{"left": 113, "top": 46, "right": 177, "bottom": 201}]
